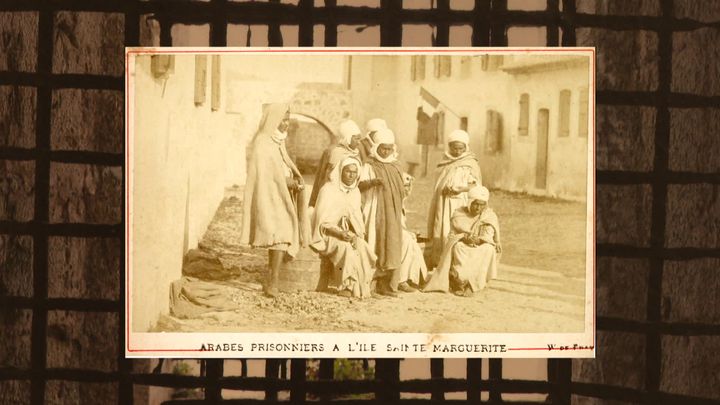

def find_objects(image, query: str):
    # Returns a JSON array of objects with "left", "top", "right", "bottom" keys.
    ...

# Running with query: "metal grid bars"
[
  {"left": 588, "top": 0, "right": 720, "bottom": 404},
  {"left": 1, "top": 0, "right": 719, "bottom": 404},
  {"left": 139, "top": 358, "right": 555, "bottom": 403}
]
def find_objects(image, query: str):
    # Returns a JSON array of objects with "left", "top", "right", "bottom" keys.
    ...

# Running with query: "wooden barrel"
[{"left": 278, "top": 247, "right": 323, "bottom": 292}]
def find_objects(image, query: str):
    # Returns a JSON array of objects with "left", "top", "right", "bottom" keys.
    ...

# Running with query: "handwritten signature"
[{"left": 547, "top": 344, "right": 594, "bottom": 351}]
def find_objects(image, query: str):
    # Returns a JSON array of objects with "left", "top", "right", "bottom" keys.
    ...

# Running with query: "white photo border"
[{"left": 125, "top": 47, "right": 596, "bottom": 359}]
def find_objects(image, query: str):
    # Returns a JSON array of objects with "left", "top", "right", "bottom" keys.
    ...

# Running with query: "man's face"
[
  {"left": 448, "top": 141, "right": 467, "bottom": 157},
  {"left": 277, "top": 112, "right": 291, "bottom": 133},
  {"left": 377, "top": 143, "right": 394, "bottom": 159},
  {"left": 349, "top": 134, "right": 362, "bottom": 149},
  {"left": 341, "top": 164, "right": 359, "bottom": 186},
  {"left": 469, "top": 200, "right": 487, "bottom": 216}
]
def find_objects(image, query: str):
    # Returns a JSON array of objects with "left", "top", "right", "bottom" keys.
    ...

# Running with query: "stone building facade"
[{"left": 348, "top": 54, "right": 591, "bottom": 200}]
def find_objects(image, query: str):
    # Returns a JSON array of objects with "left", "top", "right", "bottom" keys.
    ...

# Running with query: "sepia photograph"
[
  {"left": 4, "top": 0, "right": 720, "bottom": 401},
  {"left": 126, "top": 48, "right": 595, "bottom": 357}
]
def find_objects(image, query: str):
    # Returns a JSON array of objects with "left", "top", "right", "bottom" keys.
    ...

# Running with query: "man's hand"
[
  {"left": 325, "top": 227, "right": 348, "bottom": 242},
  {"left": 285, "top": 177, "right": 305, "bottom": 191},
  {"left": 359, "top": 178, "right": 383, "bottom": 191},
  {"left": 341, "top": 231, "right": 358, "bottom": 248},
  {"left": 358, "top": 180, "right": 373, "bottom": 191},
  {"left": 294, "top": 174, "right": 305, "bottom": 190},
  {"left": 341, "top": 230, "right": 355, "bottom": 242},
  {"left": 495, "top": 243, "right": 502, "bottom": 254}
]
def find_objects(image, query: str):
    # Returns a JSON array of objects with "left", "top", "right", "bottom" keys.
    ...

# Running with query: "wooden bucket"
[{"left": 278, "top": 247, "right": 323, "bottom": 292}]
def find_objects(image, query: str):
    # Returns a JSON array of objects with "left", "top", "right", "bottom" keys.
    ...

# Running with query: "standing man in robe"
[
  {"left": 240, "top": 104, "right": 310, "bottom": 298},
  {"left": 358, "top": 118, "right": 387, "bottom": 162},
  {"left": 396, "top": 173, "right": 428, "bottom": 292},
  {"left": 359, "top": 128, "right": 406, "bottom": 297},
  {"left": 309, "top": 119, "right": 362, "bottom": 207},
  {"left": 426, "top": 129, "right": 481, "bottom": 269}
]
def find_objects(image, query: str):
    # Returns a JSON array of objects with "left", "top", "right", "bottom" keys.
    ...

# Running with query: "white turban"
[
  {"left": 331, "top": 156, "right": 362, "bottom": 190},
  {"left": 338, "top": 120, "right": 361, "bottom": 145},
  {"left": 468, "top": 185, "right": 489, "bottom": 203},
  {"left": 373, "top": 128, "right": 395, "bottom": 145},
  {"left": 448, "top": 129, "right": 470, "bottom": 146},
  {"left": 365, "top": 118, "right": 387, "bottom": 142},
  {"left": 369, "top": 128, "right": 398, "bottom": 163},
  {"left": 366, "top": 118, "right": 387, "bottom": 133},
  {"left": 340, "top": 156, "right": 361, "bottom": 173}
]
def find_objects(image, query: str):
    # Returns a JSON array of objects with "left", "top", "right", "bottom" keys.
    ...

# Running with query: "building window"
[
  {"left": 490, "top": 56, "right": 503, "bottom": 70},
  {"left": 558, "top": 89, "right": 571, "bottom": 137},
  {"left": 518, "top": 93, "right": 529, "bottom": 136},
  {"left": 411, "top": 55, "right": 426, "bottom": 81},
  {"left": 150, "top": 55, "right": 174, "bottom": 79},
  {"left": 211, "top": 55, "right": 221, "bottom": 111},
  {"left": 436, "top": 110, "right": 446, "bottom": 145},
  {"left": 460, "top": 56, "right": 472, "bottom": 79},
  {"left": 485, "top": 110, "right": 503, "bottom": 154},
  {"left": 578, "top": 87, "right": 589, "bottom": 137},
  {"left": 194, "top": 55, "right": 207, "bottom": 106},
  {"left": 481, "top": 55, "right": 503, "bottom": 71},
  {"left": 433, "top": 55, "right": 451, "bottom": 78},
  {"left": 460, "top": 116, "right": 468, "bottom": 131}
]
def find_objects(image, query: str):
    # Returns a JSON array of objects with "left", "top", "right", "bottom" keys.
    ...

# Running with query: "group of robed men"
[{"left": 240, "top": 104, "right": 502, "bottom": 300}]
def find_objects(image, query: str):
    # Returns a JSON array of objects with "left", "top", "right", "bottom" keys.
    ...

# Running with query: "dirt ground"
[{"left": 154, "top": 176, "right": 588, "bottom": 334}]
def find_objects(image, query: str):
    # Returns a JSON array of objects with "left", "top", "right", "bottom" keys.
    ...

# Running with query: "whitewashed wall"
[{"left": 131, "top": 54, "right": 244, "bottom": 331}]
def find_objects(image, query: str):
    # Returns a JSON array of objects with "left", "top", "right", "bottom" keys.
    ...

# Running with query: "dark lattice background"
[{"left": 1, "top": 0, "right": 719, "bottom": 404}]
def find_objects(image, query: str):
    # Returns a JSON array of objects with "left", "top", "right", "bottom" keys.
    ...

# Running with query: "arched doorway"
[
  {"left": 285, "top": 113, "right": 335, "bottom": 175},
  {"left": 286, "top": 83, "right": 352, "bottom": 174}
]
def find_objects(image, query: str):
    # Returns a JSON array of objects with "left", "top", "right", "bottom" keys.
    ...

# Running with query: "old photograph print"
[{"left": 126, "top": 48, "right": 595, "bottom": 358}]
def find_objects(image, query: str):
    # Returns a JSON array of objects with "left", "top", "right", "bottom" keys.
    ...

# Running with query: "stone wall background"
[
  {"left": 1, "top": 0, "right": 719, "bottom": 404},
  {"left": 287, "top": 83, "right": 353, "bottom": 173}
]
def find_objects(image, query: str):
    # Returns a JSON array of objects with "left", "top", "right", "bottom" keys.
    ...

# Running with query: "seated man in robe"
[
  {"left": 310, "top": 157, "right": 377, "bottom": 298},
  {"left": 358, "top": 128, "right": 406, "bottom": 297},
  {"left": 423, "top": 186, "right": 501, "bottom": 297}
]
